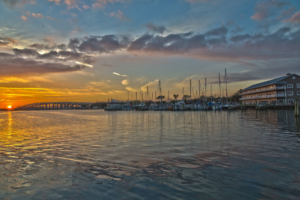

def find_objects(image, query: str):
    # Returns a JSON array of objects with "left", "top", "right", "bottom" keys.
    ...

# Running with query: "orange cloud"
[
  {"left": 83, "top": 5, "right": 90, "bottom": 9},
  {"left": 283, "top": 11, "right": 300, "bottom": 23},
  {"left": 21, "top": 15, "right": 28, "bottom": 21},
  {"left": 64, "top": 0, "right": 76, "bottom": 6},
  {"left": 32, "top": 13, "right": 44, "bottom": 18},
  {"left": 110, "top": 10, "right": 128, "bottom": 20}
]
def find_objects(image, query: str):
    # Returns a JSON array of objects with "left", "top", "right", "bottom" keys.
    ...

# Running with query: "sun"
[{"left": 7, "top": 105, "right": 12, "bottom": 109}]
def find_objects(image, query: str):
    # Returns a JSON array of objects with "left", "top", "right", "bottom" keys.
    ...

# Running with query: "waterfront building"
[{"left": 240, "top": 73, "right": 300, "bottom": 105}]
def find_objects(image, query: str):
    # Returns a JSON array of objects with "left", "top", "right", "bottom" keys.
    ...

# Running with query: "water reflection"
[{"left": 0, "top": 110, "right": 299, "bottom": 199}]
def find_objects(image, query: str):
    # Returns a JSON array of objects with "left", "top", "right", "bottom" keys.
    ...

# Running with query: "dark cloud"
[
  {"left": 205, "top": 26, "right": 228, "bottom": 37},
  {"left": 11, "top": 47, "right": 97, "bottom": 65},
  {"left": 226, "top": 20, "right": 244, "bottom": 34},
  {"left": 5, "top": 24, "right": 300, "bottom": 78},
  {"left": 36, "top": 50, "right": 96, "bottom": 64},
  {"left": 128, "top": 32, "right": 208, "bottom": 53},
  {"left": 29, "top": 43, "right": 67, "bottom": 50},
  {"left": 230, "top": 34, "right": 250, "bottom": 42},
  {"left": 68, "top": 38, "right": 80, "bottom": 50},
  {"left": 0, "top": 52, "right": 85, "bottom": 76},
  {"left": 145, "top": 23, "right": 167, "bottom": 34},
  {"left": 127, "top": 26, "right": 300, "bottom": 62},
  {"left": 70, "top": 35, "right": 130, "bottom": 53},
  {"left": 128, "top": 28, "right": 227, "bottom": 53},
  {"left": 13, "top": 48, "right": 39, "bottom": 56},
  {"left": 4, "top": 45, "right": 97, "bottom": 76}
]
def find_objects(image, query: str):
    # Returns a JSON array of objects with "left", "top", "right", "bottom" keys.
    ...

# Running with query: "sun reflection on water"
[{"left": 7, "top": 111, "right": 12, "bottom": 138}]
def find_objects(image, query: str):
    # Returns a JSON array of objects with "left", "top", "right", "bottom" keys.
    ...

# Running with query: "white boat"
[
  {"left": 149, "top": 103, "right": 158, "bottom": 110},
  {"left": 135, "top": 103, "right": 148, "bottom": 111},
  {"left": 174, "top": 101, "right": 185, "bottom": 111},
  {"left": 212, "top": 102, "right": 222, "bottom": 110}
]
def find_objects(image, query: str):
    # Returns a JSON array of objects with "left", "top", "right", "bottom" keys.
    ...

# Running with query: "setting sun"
[{"left": 7, "top": 105, "right": 12, "bottom": 109}]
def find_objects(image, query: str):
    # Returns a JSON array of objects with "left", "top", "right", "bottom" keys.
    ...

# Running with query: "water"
[{"left": 0, "top": 110, "right": 300, "bottom": 200}]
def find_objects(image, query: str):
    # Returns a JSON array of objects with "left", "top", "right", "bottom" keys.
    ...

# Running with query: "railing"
[
  {"left": 240, "top": 94, "right": 286, "bottom": 101},
  {"left": 240, "top": 86, "right": 286, "bottom": 95}
]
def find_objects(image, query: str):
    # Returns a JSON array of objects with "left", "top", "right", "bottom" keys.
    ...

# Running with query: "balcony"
[
  {"left": 240, "top": 86, "right": 286, "bottom": 95},
  {"left": 240, "top": 94, "right": 286, "bottom": 101}
]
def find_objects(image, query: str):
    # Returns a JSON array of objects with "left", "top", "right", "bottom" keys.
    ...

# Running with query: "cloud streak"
[
  {"left": 0, "top": 52, "right": 86, "bottom": 76},
  {"left": 251, "top": 0, "right": 290, "bottom": 20}
]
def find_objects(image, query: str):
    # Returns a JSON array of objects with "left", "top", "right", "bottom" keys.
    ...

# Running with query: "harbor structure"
[
  {"left": 105, "top": 100, "right": 131, "bottom": 111},
  {"left": 240, "top": 73, "right": 300, "bottom": 105}
]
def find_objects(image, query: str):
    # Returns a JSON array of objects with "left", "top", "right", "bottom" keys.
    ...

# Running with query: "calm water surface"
[{"left": 0, "top": 110, "right": 300, "bottom": 200}]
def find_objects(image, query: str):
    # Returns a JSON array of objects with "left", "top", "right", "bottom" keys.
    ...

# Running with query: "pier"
[{"left": 14, "top": 102, "right": 94, "bottom": 110}]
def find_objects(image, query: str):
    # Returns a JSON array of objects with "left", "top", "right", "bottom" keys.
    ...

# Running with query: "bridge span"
[{"left": 15, "top": 102, "right": 94, "bottom": 110}]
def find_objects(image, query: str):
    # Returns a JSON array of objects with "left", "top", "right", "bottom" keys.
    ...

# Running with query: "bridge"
[{"left": 15, "top": 102, "right": 95, "bottom": 110}]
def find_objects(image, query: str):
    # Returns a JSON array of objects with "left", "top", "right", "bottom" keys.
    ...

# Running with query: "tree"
[
  {"left": 156, "top": 95, "right": 165, "bottom": 100},
  {"left": 229, "top": 89, "right": 242, "bottom": 102},
  {"left": 183, "top": 95, "right": 191, "bottom": 101},
  {"left": 173, "top": 94, "right": 179, "bottom": 100}
]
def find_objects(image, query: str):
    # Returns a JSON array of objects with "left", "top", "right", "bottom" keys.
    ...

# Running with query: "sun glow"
[{"left": 7, "top": 105, "right": 12, "bottom": 109}]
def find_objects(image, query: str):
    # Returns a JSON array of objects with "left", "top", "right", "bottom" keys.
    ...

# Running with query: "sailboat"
[
  {"left": 222, "top": 69, "right": 229, "bottom": 110},
  {"left": 213, "top": 73, "right": 222, "bottom": 110}
]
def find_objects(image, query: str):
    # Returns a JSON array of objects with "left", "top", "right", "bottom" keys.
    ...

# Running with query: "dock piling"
[{"left": 295, "top": 99, "right": 299, "bottom": 117}]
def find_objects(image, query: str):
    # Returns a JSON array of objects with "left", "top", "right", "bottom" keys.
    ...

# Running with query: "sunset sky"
[{"left": 0, "top": 0, "right": 300, "bottom": 107}]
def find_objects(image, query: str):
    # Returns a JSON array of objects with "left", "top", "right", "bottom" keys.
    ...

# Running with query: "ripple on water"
[{"left": 0, "top": 110, "right": 300, "bottom": 200}]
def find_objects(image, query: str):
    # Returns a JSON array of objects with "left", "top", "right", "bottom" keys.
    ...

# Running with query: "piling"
[
  {"left": 295, "top": 99, "right": 299, "bottom": 117},
  {"left": 296, "top": 117, "right": 300, "bottom": 132}
]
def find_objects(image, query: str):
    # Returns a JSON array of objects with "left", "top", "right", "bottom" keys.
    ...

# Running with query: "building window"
[
  {"left": 287, "top": 84, "right": 293, "bottom": 88},
  {"left": 278, "top": 92, "right": 284, "bottom": 96},
  {"left": 278, "top": 99, "right": 284, "bottom": 103},
  {"left": 297, "top": 83, "right": 300, "bottom": 88},
  {"left": 288, "top": 91, "right": 293, "bottom": 96},
  {"left": 298, "top": 91, "right": 300, "bottom": 96},
  {"left": 292, "top": 76, "right": 296, "bottom": 79},
  {"left": 288, "top": 99, "right": 294, "bottom": 103}
]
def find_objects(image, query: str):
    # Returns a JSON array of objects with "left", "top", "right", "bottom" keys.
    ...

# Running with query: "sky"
[{"left": 0, "top": 0, "right": 300, "bottom": 107}]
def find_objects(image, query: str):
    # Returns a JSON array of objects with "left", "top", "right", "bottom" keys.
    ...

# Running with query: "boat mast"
[
  {"left": 147, "top": 86, "right": 149, "bottom": 102},
  {"left": 225, "top": 69, "right": 228, "bottom": 104},
  {"left": 183, "top": 87, "right": 184, "bottom": 100},
  {"left": 211, "top": 85, "right": 212, "bottom": 102},
  {"left": 205, "top": 78, "right": 207, "bottom": 102},
  {"left": 198, "top": 80, "right": 201, "bottom": 102},
  {"left": 159, "top": 80, "right": 161, "bottom": 96},
  {"left": 218, "top": 73, "right": 221, "bottom": 103},
  {"left": 158, "top": 80, "right": 162, "bottom": 108},
  {"left": 190, "top": 79, "right": 192, "bottom": 103},
  {"left": 168, "top": 90, "right": 169, "bottom": 103},
  {"left": 136, "top": 92, "right": 137, "bottom": 105}
]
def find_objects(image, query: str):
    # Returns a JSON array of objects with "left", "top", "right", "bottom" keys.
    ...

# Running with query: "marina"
[{"left": 1, "top": 0, "right": 300, "bottom": 199}]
